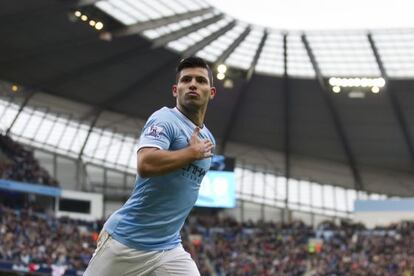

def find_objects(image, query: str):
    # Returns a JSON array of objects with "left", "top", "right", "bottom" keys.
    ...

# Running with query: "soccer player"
[{"left": 84, "top": 56, "right": 216, "bottom": 276}]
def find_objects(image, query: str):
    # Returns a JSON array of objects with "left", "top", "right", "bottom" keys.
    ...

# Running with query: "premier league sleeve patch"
[
  {"left": 137, "top": 113, "right": 172, "bottom": 151},
  {"left": 145, "top": 124, "right": 164, "bottom": 139}
]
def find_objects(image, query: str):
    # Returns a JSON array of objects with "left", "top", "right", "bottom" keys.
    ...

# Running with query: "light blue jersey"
[{"left": 104, "top": 107, "right": 215, "bottom": 251}]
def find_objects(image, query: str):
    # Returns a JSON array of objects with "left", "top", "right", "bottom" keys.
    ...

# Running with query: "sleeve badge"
[{"left": 145, "top": 125, "right": 164, "bottom": 138}]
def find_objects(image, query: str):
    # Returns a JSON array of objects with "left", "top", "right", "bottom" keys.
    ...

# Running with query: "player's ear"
[
  {"left": 209, "top": 87, "right": 216, "bottom": 100},
  {"left": 172, "top": 84, "right": 178, "bottom": 97}
]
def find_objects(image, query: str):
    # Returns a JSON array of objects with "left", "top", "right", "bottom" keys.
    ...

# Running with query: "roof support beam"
[
  {"left": 151, "top": 14, "right": 224, "bottom": 49},
  {"left": 78, "top": 111, "right": 101, "bottom": 159},
  {"left": 6, "top": 90, "right": 35, "bottom": 135},
  {"left": 282, "top": 33, "right": 291, "bottom": 211},
  {"left": 219, "top": 31, "right": 268, "bottom": 154},
  {"left": 113, "top": 7, "right": 214, "bottom": 37},
  {"left": 181, "top": 21, "right": 236, "bottom": 57},
  {"left": 215, "top": 26, "right": 251, "bottom": 65},
  {"left": 368, "top": 33, "right": 414, "bottom": 168},
  {"left": 246, "top": 31, "right": 268, "bottom": 80},
  {"left": 301, "top": 34, "right": 363, "bottom": 191},
  {"left": 218, "top": 81, "right": 249, "bottom": 155}
]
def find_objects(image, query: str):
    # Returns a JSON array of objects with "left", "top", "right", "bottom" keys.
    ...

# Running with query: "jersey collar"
[{"left": 172, "top": 107, "right": 205, "bottom": 129}]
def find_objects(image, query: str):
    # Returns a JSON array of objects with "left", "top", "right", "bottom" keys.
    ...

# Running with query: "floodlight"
[
  {"left": 332, "top": 86, "right": 341, "bottom": 93},
  {"left": 217, "top": 64, "right": 227, "bottom": 74},
  {"left": 95, "top": 22, "right": 104, "bottom": 30},
  {"left": 217, "top": 73, "right": 225, "bottom": 80}
]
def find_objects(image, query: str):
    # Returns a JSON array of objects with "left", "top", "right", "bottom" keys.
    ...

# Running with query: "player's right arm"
[{"left": 137, "top": 127, "right": 213, "bottom": 178}]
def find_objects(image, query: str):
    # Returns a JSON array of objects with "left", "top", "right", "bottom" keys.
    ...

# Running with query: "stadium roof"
[
  {"left": 1, "top": 0, "right": 414, "bottom": 196},
  {"left": 206, "top": 0, "right": 414, "bottom": 30},
  {"left": 90, "top": 0, "right": 414, "bottom": 77}
]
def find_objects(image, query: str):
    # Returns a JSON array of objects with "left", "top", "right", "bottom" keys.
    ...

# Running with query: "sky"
[{"left": 205, "top": 0, "right": 414, "bottom": 30}]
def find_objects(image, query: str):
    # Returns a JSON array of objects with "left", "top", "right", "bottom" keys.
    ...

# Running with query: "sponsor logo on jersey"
[{"left": 182, "top": 163, "right": 207, "bottom": 184}]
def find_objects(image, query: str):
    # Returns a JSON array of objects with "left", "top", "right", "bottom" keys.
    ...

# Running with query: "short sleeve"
[{"left": 137, "top": 114, "right": 174, "bottom": 152}]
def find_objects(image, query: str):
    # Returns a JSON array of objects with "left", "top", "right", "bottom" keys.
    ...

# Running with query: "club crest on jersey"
[{"left": 146, "top": 125, "right": 163, "bottom": 138}]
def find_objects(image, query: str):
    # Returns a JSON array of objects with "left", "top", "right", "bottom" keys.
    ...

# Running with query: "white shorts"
[{"left": 83, "top": 231, "right": 200, "bottom": 276}]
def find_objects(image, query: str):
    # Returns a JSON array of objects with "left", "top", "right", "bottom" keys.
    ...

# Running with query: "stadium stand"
[
  {"left": 1, "top": 202, "right": 414, "bottom": 276},
  {"left": 184, "top": 216, "right": 414, "bottom": 275},
  {"left": 0, "top": 203, "right": 101, "bottom": 275},
  {"left": 0, "top": 134, "right": 58, "bottom": 187}
]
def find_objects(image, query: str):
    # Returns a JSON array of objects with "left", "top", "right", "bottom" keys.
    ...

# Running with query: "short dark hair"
[{"left": 176, "top": 56, "right": 213, "bottom": 86}]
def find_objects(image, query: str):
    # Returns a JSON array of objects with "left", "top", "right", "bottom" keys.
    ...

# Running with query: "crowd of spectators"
[
  {"left": 0, "top": 134, "right": 58, "bottom": 186},
  {"left": 0, "top": 203, "right": 102, "bottom": 274},
  {"left": 182, "top": 216, "right": 414, "bottom": 276},
  {"left": 182, "top": 216, "right": 312, "bottom": 275},
  {"left": 1, "top": 202, "right": 414, "bottom": 275}
]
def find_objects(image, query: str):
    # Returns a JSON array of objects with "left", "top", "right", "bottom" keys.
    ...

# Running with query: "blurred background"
[{"left": 1, "top": 0, "right": 414, "bottom": 275}]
